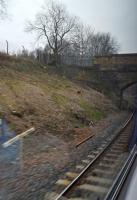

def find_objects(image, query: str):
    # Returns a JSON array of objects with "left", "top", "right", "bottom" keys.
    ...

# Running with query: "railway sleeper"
[
  {"left": 86, "top": 176, "right": 112, "bottom": 187},
  {"left": 110, "top": 149, "right": 124, "bottom": 154},
  {"left": 91, "top": 168, "right": 114, "bottom": 177},
  {"left": 87, "top": 154, "right": 95, "bottom": 159},
  {"left": 92, "top": 151, "right": 100, "bottom": 155},
  {"left": 66, "top": 172, "right": 79, "bottom": 179},
  {"left": 114, "top": 143, "right": 127, "bottom": 147},
  {"left": 68, "top": 198, "right": 89, "bottom": 200},
  {"left": 78, "top": 183, "right": 108, "bottom": 193},
  {"left": 66, "top": 188, "right": 103, "bottom": 200},
  {"left": 56, "top": 179, "right": 71, "bottom": 186},
  {"left": 117, "top": 139, "right": 128, "bottom": 143},
  {"left": 102, "top": 157, "right": 118, "bottom": 163},
  {"left": 97, "top": 163, "right": 117, "bottom": 170},
  {"left": 82, "top": 160, "right": 91, "bottom": 164},
  {"left": 44, "top": 192, "right": 59, "bottom": 200},
  {"left": 104, "top": 154, "right": 119, "bottom": 159},
  {"left": 76, "top": 165, "right": 85, "bottom": 170},
  {"left": 111, "top": 147, "right": 125, "bottom": 151}
]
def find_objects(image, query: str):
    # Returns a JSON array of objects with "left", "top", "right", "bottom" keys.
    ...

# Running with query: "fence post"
[{"left": 6, "top": 40, "right": 9, "bottom": 55}]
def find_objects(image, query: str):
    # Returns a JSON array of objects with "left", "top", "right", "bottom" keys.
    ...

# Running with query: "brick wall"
[{"left": 94, "top": 54, "right": 137, "bottom": 65}]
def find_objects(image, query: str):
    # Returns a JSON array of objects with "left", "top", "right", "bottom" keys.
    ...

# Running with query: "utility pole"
[
  {"left": 6, "top": 40, "right": 9, "bottom": 55},
  {"left": 22, "top": 45, "right": 25, "bottom": 51}
]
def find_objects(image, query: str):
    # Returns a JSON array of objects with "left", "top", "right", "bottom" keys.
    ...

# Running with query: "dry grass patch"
[{"left": 0, "top": 55, "right": 117, "bottom": 137}]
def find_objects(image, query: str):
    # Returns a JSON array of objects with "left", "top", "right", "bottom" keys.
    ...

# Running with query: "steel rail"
[
  {"left": 55, "top": 112, "right": 134, "bottom": 200},
  {"left": 104, "top": 145, "right": 137, "bottom": 200}
]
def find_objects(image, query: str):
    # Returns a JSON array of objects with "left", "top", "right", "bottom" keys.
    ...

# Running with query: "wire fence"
[
  {"left": 0, "top": 40, "right": 93, "bottom": 67},
  {"left": 60, "top": 55, "right": 93, "bottom": 67}
]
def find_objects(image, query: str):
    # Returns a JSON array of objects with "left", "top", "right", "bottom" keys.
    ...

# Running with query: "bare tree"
[
  {"left": 88, "top": 32, "right": 119, "bottom": 56},
  {"left": 26, "top": 0, "right": 77, "bottom": 65},
  {"left": 72, "top": 23, "right": 94, "bottom": 57},
  {"left": 0, "top": 0, "right": 7, "bottom": 19},
  {"left": 64, "top": 24, "right": 119, "bottom": 58}
]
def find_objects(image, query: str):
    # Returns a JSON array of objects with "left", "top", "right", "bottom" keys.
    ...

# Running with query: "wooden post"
[{"left": 6, "top": 40, "right": 9, "bottom": 55}]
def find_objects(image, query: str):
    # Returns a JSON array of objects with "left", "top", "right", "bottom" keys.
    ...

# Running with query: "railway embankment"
[
  {"left": 0, "top": 111, "right": 130, "bottom": 200},
  {"left": 0, "top": 53, "right": 131, "bottom": 200},
  {"left": 0, "top": 53, "right": 116, "bottom": 138}
]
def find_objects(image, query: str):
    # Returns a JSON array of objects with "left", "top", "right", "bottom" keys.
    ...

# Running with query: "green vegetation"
[
  {"left": 79, "top": 99, "right": 105, "bottom": 121},
  {"left": 0, "top": 94, "right": 16, "bottom": 108},
  {"left": 4, "top": 80, "right": 23, "bottom": 92},
  {"left": 76, "top": 71, "right": 89, "bottom": 81},
  {"left": 52, "top": 93, "right": 69, "bottom": 107}
]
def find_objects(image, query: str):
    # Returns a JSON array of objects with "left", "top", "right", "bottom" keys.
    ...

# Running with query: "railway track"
[{"left": 45, "top": 113, "right": 134, "bottom": 200}]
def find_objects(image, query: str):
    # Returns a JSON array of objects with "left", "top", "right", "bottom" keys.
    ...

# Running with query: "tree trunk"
[{"left": 54, "top": 50, "right": 59, "bottom": 66}]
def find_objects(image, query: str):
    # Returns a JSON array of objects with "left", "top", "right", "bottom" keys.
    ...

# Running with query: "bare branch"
[
  {"left": 0, "top": 0, "right": 7, "bottom": 19},
  {"left": 25, "top": 0, "right": 77, "bottom": 64}
]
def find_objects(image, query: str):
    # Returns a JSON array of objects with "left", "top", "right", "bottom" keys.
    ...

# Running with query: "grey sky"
[{"left": 0, "top": 0, "right": 136, "bottom": 53}]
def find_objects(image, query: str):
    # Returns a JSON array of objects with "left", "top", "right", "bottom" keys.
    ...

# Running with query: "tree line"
[
  {"left": 0, "top": 0, "right": 119, "bottom": 66},
  {"left": 26, "top": 0, "right": 119, "bottom": 65}
]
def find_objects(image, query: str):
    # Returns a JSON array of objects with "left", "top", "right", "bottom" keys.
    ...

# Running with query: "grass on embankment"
[{"left": 0, "top": 53, "right": 116, "bottom": 137}]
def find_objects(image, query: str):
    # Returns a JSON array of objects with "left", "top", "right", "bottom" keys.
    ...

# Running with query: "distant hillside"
[{"left": 0, "top": 53, "right": 116, "bottom": 137}]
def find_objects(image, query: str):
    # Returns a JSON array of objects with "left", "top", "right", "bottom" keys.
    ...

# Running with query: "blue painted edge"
[{"left": 129, "top": 111, "right": 137, "bottom": 150}]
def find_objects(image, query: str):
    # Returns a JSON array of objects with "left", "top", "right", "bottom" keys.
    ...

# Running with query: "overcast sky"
[{"left": 0, "top": 0, "right": 136, "bottom": 53}]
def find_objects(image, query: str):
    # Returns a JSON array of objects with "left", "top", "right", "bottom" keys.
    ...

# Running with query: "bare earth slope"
[
  {"left": 0, "top": 53, "right": 125, "bottom": 200},
  {"left": 0, "top": 53, "right": 116, "bottom": 139}
]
